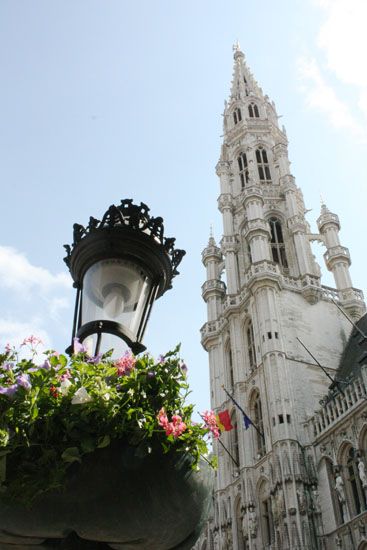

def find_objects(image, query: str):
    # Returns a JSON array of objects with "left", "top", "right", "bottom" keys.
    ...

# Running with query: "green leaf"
[
  {"left": 58, "top": 355, "right": 68, "bottom": 368},
  {"left": 61, "top": 447, "right": 81, "bottom": 464},
  {"left": 97, "top": 435, "right": 110, "bottom": 448},
  {"left": 80, "top": 436, "right": 95, "bottom": 454}
]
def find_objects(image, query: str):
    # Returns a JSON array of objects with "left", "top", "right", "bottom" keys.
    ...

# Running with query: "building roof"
[{"left": 335, "top": 312, "right": 367, "bottom": 383}]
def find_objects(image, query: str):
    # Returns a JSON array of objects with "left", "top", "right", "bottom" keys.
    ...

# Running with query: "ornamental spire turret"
[
  {"left": 230, "top": 42, "right": 263, "bottom": 101},
  {"left": 202, "top": 232, "right": 225, "bottom": 323},
  {"left": 317, "top": 201, "right": 364, "bottom": 319}
]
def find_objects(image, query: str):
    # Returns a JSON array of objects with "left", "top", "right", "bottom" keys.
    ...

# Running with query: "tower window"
[
  {"left": 233, "top": 107, "right": 242, "bottom": 125},
  {"left": 231, "top": 412, "right": 240, "bottom": 469},
  {"left": 252, "top": 391, "right": 265, "bottom": 457},
  {"left": 238, "top": 152, "right": 249, "bottom": 189},
  {"left": 226, "top": 345, "right": 234, "bottom": 390},
  {"left": 248, "top": 103, "right": 260, "bottom": 118},
  {"left": 256, "top": 148, "right": 271, "bottom": 182},
  {"left": 269, "top": 217, "right": 288, "bottom": 269},
  {"left": 247, "top": 321, "right": 256, "bottom": 371}
]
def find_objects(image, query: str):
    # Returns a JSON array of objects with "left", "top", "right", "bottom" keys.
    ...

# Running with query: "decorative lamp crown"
[{"left": 63, "top": 199, "right": 185, "bottom": 356}]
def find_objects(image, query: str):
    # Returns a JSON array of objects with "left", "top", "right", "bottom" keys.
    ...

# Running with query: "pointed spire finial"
[
  {"left": 233, "top": 40, "right": 241, "bottom": 53},
  {"left": 320, "top": 195, "right": 329, "bottom": 214},
  {"left": 208, "top": 224, "right": 216, "bottom": 246},
  {"left": 232, "top": 40, "right": 244, "bottom": 60}
]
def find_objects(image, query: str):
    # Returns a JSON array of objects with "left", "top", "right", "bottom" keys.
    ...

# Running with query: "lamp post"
[{"left": 63, "top": 199, "right": 185, "bottom": 356}]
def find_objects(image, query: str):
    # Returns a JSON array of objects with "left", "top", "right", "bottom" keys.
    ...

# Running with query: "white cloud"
[
  {"left": 0, "top": 318, "right": 51, "bottom": 350},
  {"left": 0, "top": 246, "right": 73, "bottom": 351},
  {"left": 316, "top": 0, "right": 367, "bottom": 88},
  {"left": 297, "top": 57, "right": 366, "bottom": 140},
  {"left": 298, "top": 0, "right": 367, "bottom": 140},
  {"left": 0, "top": 246, "right": 70, "bottom": 296}
]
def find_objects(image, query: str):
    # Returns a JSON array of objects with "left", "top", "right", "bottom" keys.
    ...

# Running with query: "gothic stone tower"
[{"left": 199, "top": 45, "right": 365, "bottom": 550}]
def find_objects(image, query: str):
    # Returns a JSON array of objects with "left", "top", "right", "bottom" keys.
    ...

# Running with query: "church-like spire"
[{"left": 229, "top": 42, "right": 263, "bottom": 101}]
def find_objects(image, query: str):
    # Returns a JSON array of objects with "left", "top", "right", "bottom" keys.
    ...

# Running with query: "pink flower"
[
  {"left": 21, "top": 335, "right": 43, "bottom": 347},
  {"left": 157, "top": 409, "right": 186, "bottom": 438},
  {"left": 201, "top": 409, "right": 220, "bottom": 439},
  {"left": 157, "top": 407, "right": 169, "bottom": 429},
  {"left": 115, "top": 351, "right": 136, "bottom": 376}
]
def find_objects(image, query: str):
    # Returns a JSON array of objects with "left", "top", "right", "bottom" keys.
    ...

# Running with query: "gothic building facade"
[{"left": 194, "top": 45, "right": 367, "bottom": 550}]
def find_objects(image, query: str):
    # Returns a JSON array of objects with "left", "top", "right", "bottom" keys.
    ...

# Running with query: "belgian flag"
[{"left": 216, "top": 410, "right": 233, "bottom": 432}]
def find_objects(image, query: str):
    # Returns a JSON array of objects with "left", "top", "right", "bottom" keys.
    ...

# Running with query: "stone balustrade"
[{"left": 311, "top": 374, "right": 366, "bottom": 439}]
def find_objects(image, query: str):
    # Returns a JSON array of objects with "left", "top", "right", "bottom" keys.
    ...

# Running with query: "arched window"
[
  {"left": 269, "top": 217, "right": 288, "bottom": 269},
  {"left": 345, "top": 448, "right": 366, "bottom": 516},
  {"left": 258, "top": 480, "right": 273, "bottom": 546},
  {"left": 226, "top": 344, "right": 234, "bottom": 390},
  {"left": 251, "top": 390, "right": 265, "bottom": 458},
  {"left": 238, "top": 152, "right": 249, "bottom": 189},
  {"left": 233, "top": 107, "right": 242, "bottom": 125},
  {"left": 256, "top": 148, "right": 271, "bottom": 182},
  {"left": 248, "top": 103, "right": 259, "bottom": 118},
  {"left": 246, "top": 321, "right": 256, "bottom": 372}
]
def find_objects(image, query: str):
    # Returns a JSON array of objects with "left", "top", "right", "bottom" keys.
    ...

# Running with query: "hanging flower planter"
[{"left": 0, "top": 338, "right": 215, "bottom": 549}]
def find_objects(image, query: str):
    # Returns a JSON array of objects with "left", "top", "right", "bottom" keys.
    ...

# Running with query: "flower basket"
[
  {"left": 0, "top": 338, "right": 217, "bottom": 549},
  {"left": 0, "top": 440, "right": 213, "bottom": 549}
]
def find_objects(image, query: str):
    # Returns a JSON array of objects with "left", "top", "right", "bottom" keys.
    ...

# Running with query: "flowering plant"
[{"left": 0, "top": 337, "right": 218, "bottom": 502}]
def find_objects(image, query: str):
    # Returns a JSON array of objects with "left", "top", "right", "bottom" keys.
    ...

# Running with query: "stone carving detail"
[
  {"left": 358, "top": 458, "right": 367, "bottom": 488},
  {"left": 275, "top": 454, "right": 282, "bottom": 485},
  {"left": 248, "top": 505, "right": 258, "bottom": 538},
  {"left": 334, "top": 472, "right": 349, "bottom": 523},
  {"left": 292, "top": 449, "right": 302, "bottom": 481},
  {"left": 335, "top": 473, "right": 346, "bottom": 504},
  {"left": 296, "top": 488, "right": 307, "bottom": 515},
  {"left": 282, "top": 450, "right": 292, "bottom": 481},
  {"left": 311, "top": 485, "right": 321, "bottom": 514}
]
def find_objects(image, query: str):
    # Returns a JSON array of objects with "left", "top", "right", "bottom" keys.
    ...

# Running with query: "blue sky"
[{"left": 0, "top": 0, "right": 366, "bottom": 415}]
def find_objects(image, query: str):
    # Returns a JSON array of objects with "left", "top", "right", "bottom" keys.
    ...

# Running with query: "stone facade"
[{"left": 194, "top": 44, "right": 367, "bottom": 550}]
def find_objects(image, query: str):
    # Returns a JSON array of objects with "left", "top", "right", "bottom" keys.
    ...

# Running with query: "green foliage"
[{"left": 0, "top": 343, "right": 215, "bottom": 502}]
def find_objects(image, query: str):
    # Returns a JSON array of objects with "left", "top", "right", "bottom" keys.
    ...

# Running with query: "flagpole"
[
  {"left": 330, "top": 298, "right": 367, "bottom": 341},
  {"left": 222, "top": 385, "right": 265, "bottom": 441},
  {"left": 199, "top": 413, "right": 240, "bottom": 468},
  {"left": 198, "top": 413, "right": 239, "bottom": 468},
  {"left": 217, "top": 438, "right": 239, "bottom": 468}
]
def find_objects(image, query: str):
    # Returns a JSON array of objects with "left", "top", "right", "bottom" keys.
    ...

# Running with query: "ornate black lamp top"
[{"left": 63, "top": 199, "right": 185, "bottom": 295}]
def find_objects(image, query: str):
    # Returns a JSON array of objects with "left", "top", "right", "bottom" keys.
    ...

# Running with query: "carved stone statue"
[
  {"left": 358, "top": 459, "right": 367, "bottom": 488},
  {"left": 335, "top": 473, "right": 346, "bottom": 503},
  {"left": 311, "top": 485, "right": 321, "bottom": 513},
  {"left": 296, "top": 488, "right": 307, "bottom": 514},
  {"left": 241, "top": 513, "right": 248, "bottom": 539},
  {"left": 248, "top": 505, "right": 257, "bottom": 538},
  {"left": 213, "top": 529, "right": 219, "bottom": 549}
]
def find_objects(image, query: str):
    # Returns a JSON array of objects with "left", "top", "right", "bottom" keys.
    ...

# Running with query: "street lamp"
[{"left": 63, "top": 199, "right": 185, "bottom": 356}]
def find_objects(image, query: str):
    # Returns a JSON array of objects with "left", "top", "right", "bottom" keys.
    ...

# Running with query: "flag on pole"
[
  {"left": 222, "top": 385, "right": 264, "bottom": 440},
  {"left": 243, "top": 413, "right": 252, "bottom": 430},
  {"left": 216, "top": 409, "right": 233, "bottom": 432}
]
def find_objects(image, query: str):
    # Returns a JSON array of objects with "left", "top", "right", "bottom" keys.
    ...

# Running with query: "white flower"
[
  {"left": 71, "top": 387, "right": 92, "bottom": 405},
  {"left": 103, "top": 393, "right": 110, "bottom": 401},
  {"left": 127, "top": 388, "right": 134, "bottom": 397},
  {"left": 59, "top": 378, "right": 72, "bottom": 396}
]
